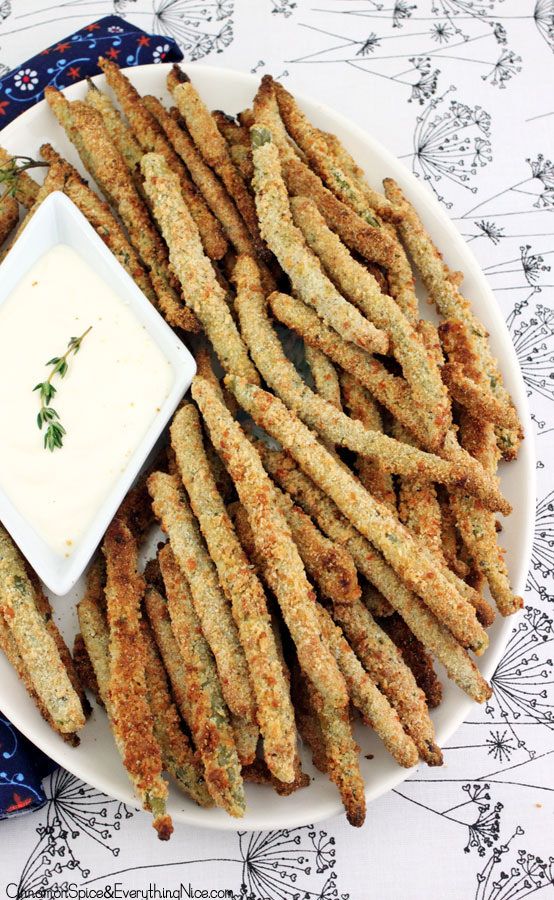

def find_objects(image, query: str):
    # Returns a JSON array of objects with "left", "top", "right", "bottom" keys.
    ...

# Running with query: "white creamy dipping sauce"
[{"left": 0, "top": 243, "right": 173, "bottom": 557}]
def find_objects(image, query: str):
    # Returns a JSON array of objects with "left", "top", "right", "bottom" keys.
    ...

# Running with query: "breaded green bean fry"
[
  {"left": 315, "top": 604, "right": 418, "bottom": 767},
  {"left": 40, "top": 144, "right": 157, "bottom": 305},
  {"left": 98, "top": 57, "right": 227, "bottom": 262},
  {"left": 257, "top": 446, "right": 491, "bottom": 702},
  {"left": 225, "top": 377, "right": 488, "bottom": 655},
  {"left": 0, "top": 609, "right": 78, "bottom": 745},
  {"left": 232, "top": 259, "right": 476, "bottom": 495},
  {"left": 144, "top": 97, "right": 261, "bottom": 262},
  {"left": 143, "top": 582, "right": 193, "bottom": 727},
  {"left": 0, "top": 193, "right": 18, "bottom": 244},
  {"left": 305, "top": 345, "right": 341, "bottom": 410},
  {"left": 4, "top": 158, "right": 67, "bottom": 251},
  {"left": 45, "top": 88, "right": 199, "bottom": 332},
  {"left": 0, "top": 147, "right": 41, "bottom": 208},
  {"left": 103, "top": 518, "right": 171, "bottom": 840},
  {"left": 85, "top": 80, "right": 143, "bottom": 185},
  {"left": 331, "top": 598, "right": 442, "bottom": 765},
  {"left": 148, "top": 471, "right": 256, "bottom": 724},
  {"left": 191, "top": 375, "right": 348, "bottom": 709},
  {"left": 140, "top": 619, "right": 213, "bottom": 807},
  {"left": 251, "top": 128, "right": 388, "bottom": 354},
  {"left": 170, "top": 402, "right": 297, "bottom": 782},
  {"left": 141, "top": 152, "right": 258, "bottom": 382},
  {"left": 0, "top": 525, "right": 85, "bottom": 733},
  {"left": 252, "top": 76, "right": 394, "bottom": 268},
  {"left": 297, "top": 669, "right": 366, "bottom": 827},
  {"left": 168, "top": 65, "right": 265, "bottom": 259},
  {"left": 383, "top": 177, "right": 522, "bottom": 457},
  {"left": 339, "top": 372, "right": 396, "bottom": 514},
  {"left": 274, "top": 79, "right": 394, "bottom": 225},
  {"left": 158, "top": 544, "right": 245, "bottom": 817},
  {"left": 270, "top": 292, "right": 511, "bottom": 516},
  {"left": 212, "top": 111, "right": 254, "bottom": 182},
  {"left": 274, "top": 484, "right": 360, "bottom": 604},
  {"left": 451, "top": 415, "right": 523, "bottom": 616},
  {"left": 378, "top": 613, "right": 443, "bottom": 709},
  {"left": 290, "top": 195, "right": 450, "bottom": 448}
]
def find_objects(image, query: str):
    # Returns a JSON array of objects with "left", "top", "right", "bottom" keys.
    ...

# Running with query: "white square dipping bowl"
[{"left": 0, "top": 190, "right": 196, "bottom": 596}]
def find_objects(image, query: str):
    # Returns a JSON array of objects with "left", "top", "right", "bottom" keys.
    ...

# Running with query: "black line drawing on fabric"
[
  {"left": 394, "top": 782, "right": 503, "bottom": 856},
  {"left": 15, "top": 797, "right": 349, "bottom": 900},
  {"left": 534, "top": 0, "right": 554, "bottom": 53},
  {"left": 237, "top": 829, "right": 346, "bottom": 900},
  {"left": 15, "top": 770, "right": 133, "bottom": 898},
  {"left": 484, "top": 606, "right": 554, "bottom": 759},
  {"left": 151, "top": 0, "right": 234, "bottom": 59},
  {"left": 457, "top": 154, "right": 554, "bottom": 224},
  {"left": 270, "top": 0, "right": 297, "bottom": 16},
  {"left": 533, "top": 492, "right": 554, "bottom": 582},
  {"left": 527, "top": 568, "right": 554, "bottom": 605},
  {"left": 289, "top": 0, "right": 532, "bottom": 99},
  {"left": 475, "top": 831, "right": 554, "bottom": 900},
  {"left": 507, "top": 302, "right": 554, "bottom": 403},
  {"left": 402, "top": 85, "right": 492, "bottom": 206}
]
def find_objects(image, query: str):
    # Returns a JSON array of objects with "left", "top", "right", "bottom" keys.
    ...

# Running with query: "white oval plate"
[{"left": 0, "top": 63, "right": 535, "bottom": 832}]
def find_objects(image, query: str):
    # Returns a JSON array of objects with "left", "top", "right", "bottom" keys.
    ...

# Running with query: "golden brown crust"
[
  {"left": 72, "top": 632, "right": 102, "bottom": 706},
  {"left": 294, "top": 666, "right": 366, "bottom": 827},
  {"left": 170, "top": 402, "right": 297, "bottom": 782},
  {"left": 0, "top": 609, "right": 78, "bottom": 746},
  {"left": 44, "top": 87, "right": 199, "bottom": 333},
  {"left": 242, "top": 757, "right": 310, "bottom": 796},
  {"left": 270, "top": 292, "right": 511, "bottom": 516},
  {"left": 0, "top": 193, "right": 19, "bottom": 244},
  {"left": 191, "top": 374, "right": 348, "bottom": 709},
  {"left": 157, "top": 544, "right": 245, "bottom": 817},
  {"left": 378, "top": 614, "right": 443, "bottom": 710},
  {"left": 450, "top": 414, "right": 523, "bottom": 617},
  {"left": 168, "top": 65, "right": 266, "bottom": 260},
  {"left": 147, "top": 470, "right": 256, "bottom": 724},
  {"left": 0, "top": 525, "right": 86, "bottom": 733},
  {"left": 27, "top": 567, "right": 91, "bottom": 719},
  {"left": 140, "top": 618, "right": 213, "bottom": 807},
  {"left": 144, "top": 97, "right": 262, "bottom": 265},
  {"left": 305, "top": 345, "right": 342, "bottom": 410},
  {"left": 226, "top": 378, "right": 487, "bottom": 655},
  {"left": 315, "top": 604, "right": 419, "bottom": 768},
  {"left": 274, "top": 78, "right": 394, "bottom": 226},
  {"left": 257, "top": 445, "right": 491, "bottom": 703},
  {"left": 290, "top": 195, "right": 450, "bottom": 449},
  {"left": 383, "top": 177, "right": 523, "bottom": 458},
  {"left": 98, "top": 57, "right": 227, "bottom": 262},
  {"left": 103, "top": 516, "right": 170, "bottom": 835},
  {"left": 339, "top": 372, "right": 396, "bottom": 514},
  {"left": 331, "top": 598, "right": 442, "bottom": 765},
  {"left": 0, "top": 147, "right": 40, "bottom": 208},
  {"left": 251, "top": 130, "right": 388, "bottom": 354},
  {"left": 141, "top": 152, "right": 259, "bottom": 381}
]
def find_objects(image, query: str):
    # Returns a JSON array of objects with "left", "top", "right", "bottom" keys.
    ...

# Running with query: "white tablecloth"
[{"left": 1, "top": 2, "right": 553, "bottom": 897}]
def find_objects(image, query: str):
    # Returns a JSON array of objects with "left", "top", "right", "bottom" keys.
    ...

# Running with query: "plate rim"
[{"left": 0, "top": 60, "right": 536, "bottom": 832}]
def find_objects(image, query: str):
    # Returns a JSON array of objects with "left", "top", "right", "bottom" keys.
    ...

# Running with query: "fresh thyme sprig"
[
  {"left": 33, "top": 326, "right": 92, "bottom": 452},
  {"left": 0, "top": 156, "right": 49, "bottom": 197}
]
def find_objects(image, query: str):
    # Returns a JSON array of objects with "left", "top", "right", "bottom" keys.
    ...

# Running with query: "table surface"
[{"left": 1, "top": 2, "right": 553, "bottom": 898}]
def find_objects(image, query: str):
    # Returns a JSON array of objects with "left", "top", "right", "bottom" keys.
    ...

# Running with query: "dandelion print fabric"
[{"left": 1, "top": 1, "right": 553, "bottom": 897}]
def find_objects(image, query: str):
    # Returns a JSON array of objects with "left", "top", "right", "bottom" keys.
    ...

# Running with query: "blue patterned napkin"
[
  {"left": 0, "top": 15, "right": 182, "bottom": 818},
  {"left": 0, "top": 716, "right": 56, "bottom": 819},
  {"left": 0, "top": 14, "right": 183, "bottom": 128}
]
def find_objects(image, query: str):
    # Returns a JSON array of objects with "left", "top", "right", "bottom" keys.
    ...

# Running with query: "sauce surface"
[{"left": 0, "top": 243, "right": 173, "bottom": 556}]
